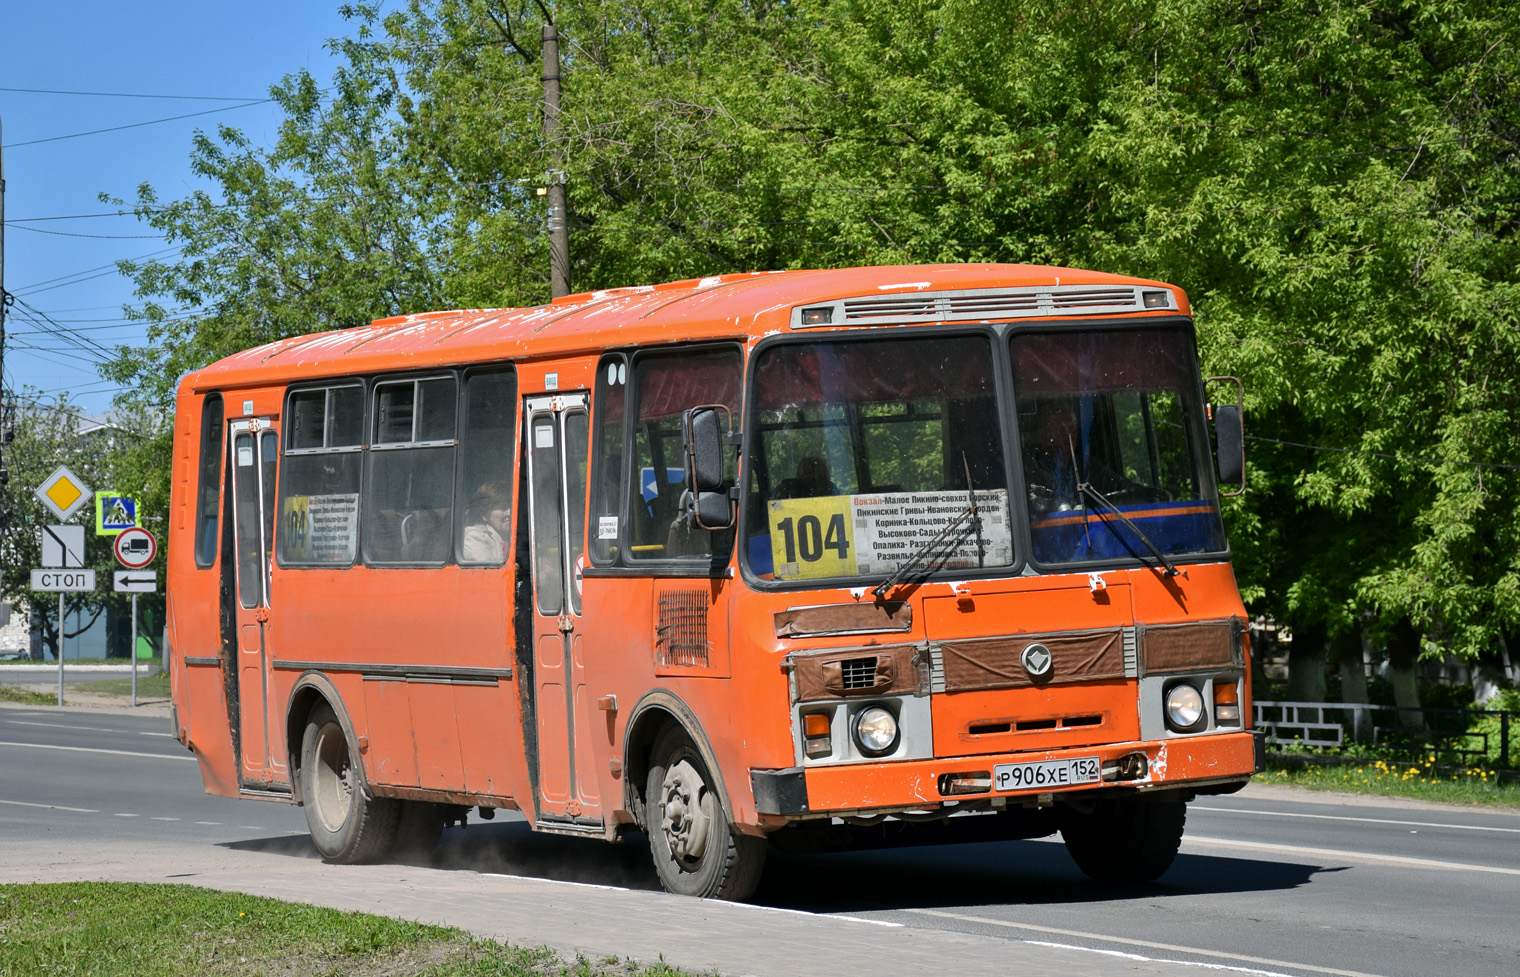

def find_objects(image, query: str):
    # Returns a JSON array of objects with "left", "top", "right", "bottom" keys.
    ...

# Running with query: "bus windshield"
[
  {"left": 1012, "top": 327, "right": 1226, "bottom": 565},
  {"left": 747, "top": 334, "right": 1013, "bottom": 583}
]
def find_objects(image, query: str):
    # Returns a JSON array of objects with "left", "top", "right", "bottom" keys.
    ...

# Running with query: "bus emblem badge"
[{"left": 1021, "top": 643, "right": 1053, "bottom": 679}]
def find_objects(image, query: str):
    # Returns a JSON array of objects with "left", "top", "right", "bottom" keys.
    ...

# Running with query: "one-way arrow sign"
[{"left": 113, "top": 570, "right": 158, "bottom": 594}]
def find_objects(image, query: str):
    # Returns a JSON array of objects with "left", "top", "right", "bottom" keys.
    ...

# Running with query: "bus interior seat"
[{"left": 401, "top": 507, "right": 450, "bottom": 562}]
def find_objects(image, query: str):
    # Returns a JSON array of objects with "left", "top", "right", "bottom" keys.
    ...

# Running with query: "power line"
[
  {"left": 4, "top": 99, "right": 274, "bottom": 149},
  {"left": 13, "top": 247, "right": 180, "bottom": 293},
  {"left": 7, "top": 225, "right": 164, "bottom": 240},
  {"left": 0, "top": 86, "right": 266, "bottom": 101},
  {"left": 1245, "top": 433, "right": 1520, "bottom": 472}
]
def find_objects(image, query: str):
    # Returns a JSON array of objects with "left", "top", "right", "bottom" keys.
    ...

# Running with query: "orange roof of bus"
[{"left": 185, "top": 263, "right": 1188, "bottom": 392}]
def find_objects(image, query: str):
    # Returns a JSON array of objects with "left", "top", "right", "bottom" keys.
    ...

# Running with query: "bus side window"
[
  {"left": 457, "top": 368, "right": 518, "bottom": 567},
  {"left": 279, "top": 383, "right": 364, "bottom": 566},
  {"left": 589, "top": 355, "right": 628, "bottom": 565},
  {"left": 366, "top": 377, "right": 456, "bottom": 565},
  {"left": 194, "top": 392, "right": 224, "bottom": 568}
]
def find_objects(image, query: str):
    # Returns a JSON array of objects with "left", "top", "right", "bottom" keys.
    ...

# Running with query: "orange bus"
[{"left": 166, "top": 263, "right": 1260, "bottom": 899}]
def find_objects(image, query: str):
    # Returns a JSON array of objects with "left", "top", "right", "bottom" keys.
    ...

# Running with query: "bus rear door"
[
  {"left": 523, "top": 394, "right": 600, "bottom": 827},
  {"left": 227, "top": 417, "right": 283, "bottom": 789}
]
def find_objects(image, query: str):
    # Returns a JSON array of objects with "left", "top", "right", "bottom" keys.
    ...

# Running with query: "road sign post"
[{"left": 113, "top": 530, "right": 158, "bottom": 709}]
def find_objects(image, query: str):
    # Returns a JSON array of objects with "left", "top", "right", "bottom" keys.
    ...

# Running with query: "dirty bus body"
[{"left": 165, "top": 263, "right": 1260, "bottom": 900}]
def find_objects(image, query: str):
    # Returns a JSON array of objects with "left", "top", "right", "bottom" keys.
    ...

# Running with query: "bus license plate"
[{"left": 993, "top": 756, "right": 1101, "bottom": 792}]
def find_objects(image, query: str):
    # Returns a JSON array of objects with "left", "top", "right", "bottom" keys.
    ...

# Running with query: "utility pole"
[
  {"left": 0, "top": 112, "right": 10, "bottom": 537},
  {"left": 541, "top": 23, "right": 571, "bottom": 298}
]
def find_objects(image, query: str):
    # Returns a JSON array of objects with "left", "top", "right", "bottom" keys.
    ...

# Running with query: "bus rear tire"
[
  {"left": 299, "top": 702, "right": 398, "bottom": 864},
  {"left": 645, "top": 726, "right": 766, "bottom": 900},
  {"left": 1059, "top": 794, "right": 1186, "bottom": 884}
]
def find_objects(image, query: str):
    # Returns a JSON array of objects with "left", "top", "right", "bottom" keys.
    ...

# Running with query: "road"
[{"left": 2, "top": 701, "right": 1516, "bottom": 977}]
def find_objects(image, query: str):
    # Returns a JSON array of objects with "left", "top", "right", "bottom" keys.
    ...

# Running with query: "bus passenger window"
[
  {"left": 628, "top": 346, "right": 741, "bottom": 563},
  {"left": 457, "top": 369, "right": 517, "bottom": 567},
  {"left": 366, "top": 377, "right": 456, "bottom": 565},
  {"left": 278, "top": 382, "right": 364, "bottom": 566},
  {"left": 194, "top": 393, "right": 224, "bottom": 567}
]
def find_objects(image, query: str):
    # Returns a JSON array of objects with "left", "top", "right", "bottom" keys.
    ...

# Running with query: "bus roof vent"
[{"left": 791, "top": 284, "right": 1176, "bottom": 329}]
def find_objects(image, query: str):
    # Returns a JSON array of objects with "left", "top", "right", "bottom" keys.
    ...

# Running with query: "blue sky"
[{"left": 2, "top": 2, "right": 367, "bottom": 418}]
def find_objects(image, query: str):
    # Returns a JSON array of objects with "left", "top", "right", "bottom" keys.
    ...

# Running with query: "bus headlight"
[
  {"left": 1164, "top": 683, "right": 1206, "bottom": 732},
  {"left": 853, "top": 706, "right": 899, "bottom": 757}
]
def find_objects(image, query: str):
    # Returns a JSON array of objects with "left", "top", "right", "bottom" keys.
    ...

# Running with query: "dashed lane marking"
[
  {"left": 0, "top": 798, "right": 99, "bottom": 814},
  {"left": 0, "top": 741, "right": 195, "bottom": 762},
  {"left": 1194, "top": 805, "right": 1520, "bottom": 834},
  {"left": 906, "top": 908, "right": 1390, "bottom": 977},
  {"left": 1183, "top": 835, "right": 1520, "bottom": 875}
]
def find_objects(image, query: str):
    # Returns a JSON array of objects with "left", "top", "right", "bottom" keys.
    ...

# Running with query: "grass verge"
[
  {"left": 0, "top": 684, "right": 56, "bottom": 706},
  {"left": 1258, "top": 754, "right": 1520, "bottom": 809},
  {"left": 72, "top": 672, "right": 172, "bottom": 699},
  {"left": 0, "top": 882, "right": 688, "bottom": 977}
]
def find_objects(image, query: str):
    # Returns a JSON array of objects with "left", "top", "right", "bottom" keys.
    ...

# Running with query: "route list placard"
[{"left": 768, "top": 489, "right": 1012, "bottom": 580}]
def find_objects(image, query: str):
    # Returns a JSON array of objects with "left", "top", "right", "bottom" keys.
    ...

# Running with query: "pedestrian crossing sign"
[{"left": 95, "top": 493, "right": 139, "bottom": 535}]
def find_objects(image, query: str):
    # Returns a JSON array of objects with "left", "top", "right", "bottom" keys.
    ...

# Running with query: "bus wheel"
[
  {"left": 299, "top": 702, "right": 398, "bottom": 863},
  {"left": 1059, "top": 794, "right": 1186, "bottom": 884},
  {"left": 645, "top": 726, "right": 765, "bottom": 900}
]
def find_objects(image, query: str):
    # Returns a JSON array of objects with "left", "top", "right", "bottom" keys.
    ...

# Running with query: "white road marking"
[
  {"left": 113, "top": 813, "right": 139, "bottom": 818},
  {"left": 5, "top": 720, "right": 173, "bottom": 739},
  {"left": 1195, "top": 805, "right": 1520, "bottom": 834},
  {"left": 1025, "top": 939, "right": 1305, "bottom": 977},
  {"left": 0, "top": 741, "right": 195, "bottom": 762},
  {"left": 907, "top": 908, "right": 1390, "bottom": 977},
  {"left": 0, "top": 798, "right": 99, "bottom": 814},
  {"left": 151, "top": 817, "right": 179, "bottom": 822},
  {"left": 1183, "top": 834, "right": 1520, "bottom": 875}
]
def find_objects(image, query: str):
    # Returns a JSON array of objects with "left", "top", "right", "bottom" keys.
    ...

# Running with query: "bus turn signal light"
[
  {"left": 1214, "top": 680, "right": 1241, "bottom": 725},
  {"left": 803, "top": 712, "right": 832, "bottom": 758}
]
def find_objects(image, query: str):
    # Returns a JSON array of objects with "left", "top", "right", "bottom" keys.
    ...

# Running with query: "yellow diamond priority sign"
[{"left": 35, "top": 465, "right": 92, "bottom": 522}]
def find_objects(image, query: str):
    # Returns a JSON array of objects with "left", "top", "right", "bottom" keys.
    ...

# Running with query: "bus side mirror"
[
  {"left": 683, "top": 405, "right": 736, "bottom": 530},
  {"left": 1206, "top": 376, "right": 1246, "bottom": 497}
]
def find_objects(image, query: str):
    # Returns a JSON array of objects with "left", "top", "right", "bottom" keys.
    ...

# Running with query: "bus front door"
[
  {"left": 227, "top": 418, "right": 282, "bottom": 790},
  {"left": 523, "top": 394, "right": 600, "bottom": 827}
]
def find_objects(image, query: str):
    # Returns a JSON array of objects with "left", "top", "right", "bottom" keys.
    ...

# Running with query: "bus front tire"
[
  {"left": 299, "top": 702, "right": 398, "bottom": 863},
  {"left": 1059, "top": 794, "right": 1186, "bottom": 884},
  {"left": 645, "top": 726, "right": 765, "bottom": 900}
]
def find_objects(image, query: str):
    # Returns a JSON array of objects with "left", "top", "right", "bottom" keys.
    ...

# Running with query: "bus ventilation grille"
[
  {"left": 840, "top": 657, "right": 879, "bottom": 690},
  {"left": 834, "top": 286, "right": 1158, "bottom": 325},
  {"left": 656, "top": 589, "right": 710, "bottom": 668}
]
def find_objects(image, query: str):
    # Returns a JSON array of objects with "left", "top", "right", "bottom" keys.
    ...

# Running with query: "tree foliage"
[{"left": 104, "top": 0, "right": 1520, "bottom": 660}]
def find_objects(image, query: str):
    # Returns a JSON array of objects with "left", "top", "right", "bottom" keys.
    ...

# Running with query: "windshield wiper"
[
  {"left": 873, "top": 456, "right": 981, "bottom": 601},
  {"left": 1075, "top": 479, "right": 1180, "bottom": 578}
]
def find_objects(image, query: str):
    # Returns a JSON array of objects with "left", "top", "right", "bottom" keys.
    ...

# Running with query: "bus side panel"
[
  {"left": 578, "top": 573, "right": 653, "bottom": 824},
  {"left": 168, "top": 385, "right": 238, "bottom": 798},
  {"left": 275, "top": 565, "right": 529, "bottom": 805}
]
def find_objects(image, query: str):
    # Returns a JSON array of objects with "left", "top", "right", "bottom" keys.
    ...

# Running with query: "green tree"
[{"left": 104, "top": 0, "right": 1520, "bottom": 672}]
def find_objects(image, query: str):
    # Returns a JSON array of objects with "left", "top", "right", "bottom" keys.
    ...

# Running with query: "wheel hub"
[{"left": 660, "top": 758, "right": 712, "bottom": 863}]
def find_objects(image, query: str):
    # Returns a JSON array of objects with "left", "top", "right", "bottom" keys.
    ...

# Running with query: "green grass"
[
  {"left": 1258, "top": 754, "right": 1520, "bottom": 808},
  {"left": 72, "top": 673, "right": 171, "bottom": 699},
  {"left": 0, "top": 882, "right": 690, "bottom": 977},
  {"left": 0, "top": 684, "right": 56, "bottom": 706}
]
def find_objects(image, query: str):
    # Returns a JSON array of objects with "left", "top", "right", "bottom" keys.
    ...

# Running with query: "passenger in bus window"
[
  {"left": 775, "top": 455, "right": 836, "bottom": 499},
  {"left": 462, "top": 483, "right": 511, "bottom": 564}
]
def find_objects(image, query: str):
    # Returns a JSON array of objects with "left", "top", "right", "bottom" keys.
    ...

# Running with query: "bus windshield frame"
[{"left": 740, "top": 319, "right": 1229, "bottom": 589}]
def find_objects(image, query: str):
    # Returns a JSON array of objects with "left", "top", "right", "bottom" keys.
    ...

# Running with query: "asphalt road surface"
[{"left": 2, "top": 701, "right": 1516, "bottom": 977}]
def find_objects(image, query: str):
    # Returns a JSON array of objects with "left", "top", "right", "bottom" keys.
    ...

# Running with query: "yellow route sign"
[{"left": 34, "top": 465, "right": 92, "bottom": 522}]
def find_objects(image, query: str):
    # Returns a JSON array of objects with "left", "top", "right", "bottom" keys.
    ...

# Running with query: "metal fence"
[{"left": 1253, "top": 700, "right": 1518, "bottom": 768}]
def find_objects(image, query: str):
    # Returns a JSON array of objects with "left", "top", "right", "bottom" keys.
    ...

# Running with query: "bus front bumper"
[{"left": 750, "top": 729, "right": 1264, "bottom": 818}]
